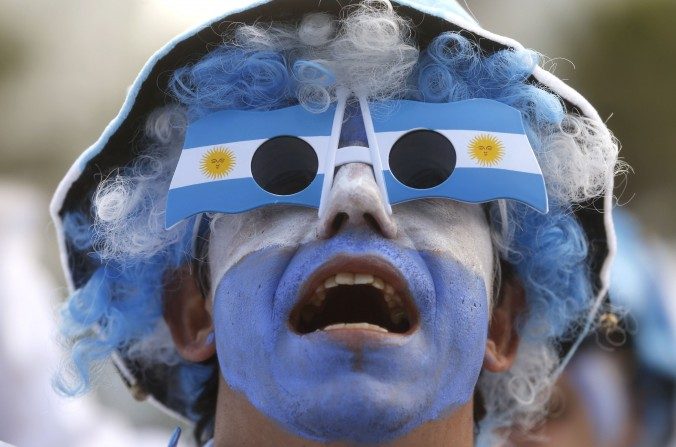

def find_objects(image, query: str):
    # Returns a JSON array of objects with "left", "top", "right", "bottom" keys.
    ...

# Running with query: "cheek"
[
  {"left": 426, "top": 252, "right": 489, "bottom": 349},
  {"left": 396, "top": 201, "right": 494, "bottom": 294},
  {"left": 208, "top": 208, "right": 318, "bottom": 289},
  {"left": 420, "top": 251, "right": 490, "bottom": 415},
  {"left": 211, "top": 247, "right": 294, "bottom": 399}
]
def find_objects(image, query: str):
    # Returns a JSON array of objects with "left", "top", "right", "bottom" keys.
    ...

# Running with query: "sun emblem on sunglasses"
[
  {"left": 468, "top": 134, "right": 504, "bottom": 166},
  {"left": 201, "top": 147, "right": 236, "bottom": 179}
]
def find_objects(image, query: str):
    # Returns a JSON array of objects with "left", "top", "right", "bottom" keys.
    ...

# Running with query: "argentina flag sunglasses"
[{"left": 165, "top": 88, "right": 548, "bottom": 228}]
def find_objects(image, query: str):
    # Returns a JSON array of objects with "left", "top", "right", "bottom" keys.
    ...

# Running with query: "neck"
[{"left": 213, "top": 377, "right": 475, "bottom": 447}]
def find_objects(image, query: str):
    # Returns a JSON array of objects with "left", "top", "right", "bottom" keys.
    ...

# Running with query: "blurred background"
[{"left": 0, "top": 0, "right": 673, "bottom": 446}]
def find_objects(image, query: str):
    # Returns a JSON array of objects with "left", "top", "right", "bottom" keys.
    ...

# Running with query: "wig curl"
[{"left": 57, "top": 2, "right": 619, "bottom": 444}]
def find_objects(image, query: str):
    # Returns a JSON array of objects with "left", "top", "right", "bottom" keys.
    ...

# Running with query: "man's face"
[{"left": 208, "top": 162, "right": 494, "bottom": 443}]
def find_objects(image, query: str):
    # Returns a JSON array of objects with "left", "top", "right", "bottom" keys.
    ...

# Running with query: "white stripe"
[
  {"left": 318, "top": 88, "right": 348, "bottom": 218},
  {"left": 335, "top": 145, "right": 372, "bottom": 166},
  {"left": 375, "top": 129, "right": 542, "bottom": 174},
  {"left": 360, "top": 96, "right": 393, "bottom": 215},
  {"left": 169, "top": 135, "right": 331, "bottom": 189}
]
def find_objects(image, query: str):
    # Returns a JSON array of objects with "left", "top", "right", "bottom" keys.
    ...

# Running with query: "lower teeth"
[{"left": 323, "top": 323, "right": 389, "bottom": 333}]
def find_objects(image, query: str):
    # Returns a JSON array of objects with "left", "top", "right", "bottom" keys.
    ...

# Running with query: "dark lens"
[
  {"left": 251, "top": 136, "right": 318, "bottom": 195},
  {"left": 389, "top": 130, "right": 456, "bottom": 189}
]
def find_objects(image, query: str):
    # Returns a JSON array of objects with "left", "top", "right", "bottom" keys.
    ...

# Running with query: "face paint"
[{"left": 208, "top": 163, "right": 494, "bottom": 443}]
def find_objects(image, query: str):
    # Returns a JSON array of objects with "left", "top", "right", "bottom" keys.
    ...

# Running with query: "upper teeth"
[
  {"left": 324, "top": 272, "right": 388, "bottom": 289},
  {"left": 335, "top": 273, "right": 355, "bottom": 285},
  {"left": 310, "top": 272, "right": 406, "bottom": 322},
  {"left": 354, "top": 273, "right": 374, "bottom": 284}
]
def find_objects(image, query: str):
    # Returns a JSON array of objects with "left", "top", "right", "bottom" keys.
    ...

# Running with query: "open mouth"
[{"left": 289, "top": 258, "right": 419, "bottom": 336}]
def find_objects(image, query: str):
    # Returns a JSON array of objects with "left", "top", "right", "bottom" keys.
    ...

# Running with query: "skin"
[{"left": 164, "top": 162, "right": 524, "bottom": 446}]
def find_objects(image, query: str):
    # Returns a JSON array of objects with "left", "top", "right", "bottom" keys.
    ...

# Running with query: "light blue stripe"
[
  {"left": 184, "top": 105, "right": 336, "bottom": 149},
  {"left": 167, "top": 427, "right": 181, "bottom": 447},
  {"left": 372, "top": 99, "right": 526, "bottom": 134},
  {"left": 165, "top": 175, "right": 323, "bottom": 227},
  {"left": 385, "top": 168, "right": 548, "bottom": 213}
]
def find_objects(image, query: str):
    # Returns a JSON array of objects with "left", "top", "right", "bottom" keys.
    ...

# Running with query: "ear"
[
  {"left": 483, "top": 264, "right": 525, "bottom": 373},
  {"left": 163, "top": 265, "right": 215, "bottom": 362}
]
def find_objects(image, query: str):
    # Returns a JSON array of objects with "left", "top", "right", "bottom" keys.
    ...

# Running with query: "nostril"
[
  {"left": 363, "top": 213, "right": 383, "bottom": 235},
  {"left": 330, "top": 212, "right": 349, "bottom": 235}
]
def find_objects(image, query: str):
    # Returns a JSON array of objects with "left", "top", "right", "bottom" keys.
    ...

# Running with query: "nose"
[{"left": 318, "top": 162, "right": 397, "bottom": 239}]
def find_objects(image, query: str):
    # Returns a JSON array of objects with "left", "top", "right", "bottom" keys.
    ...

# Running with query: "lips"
[{"left": 289, "top": 256, "right": 419, "bottom": 336}]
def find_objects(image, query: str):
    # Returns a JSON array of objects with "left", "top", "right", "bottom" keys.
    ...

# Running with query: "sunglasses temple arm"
[
  {"left": 190, "top": 213, "right": 203, "bottom": 257},
  {"left": 318, "top": 87, "right": 349, "bottom": 218},
  {"left": 358, "top": 96, "right": 393, "bottom": 215}
]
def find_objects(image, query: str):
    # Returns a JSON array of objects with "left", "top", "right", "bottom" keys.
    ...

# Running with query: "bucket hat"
[{"left": 51, "top": 0, "right": 616, "bottom": 423}]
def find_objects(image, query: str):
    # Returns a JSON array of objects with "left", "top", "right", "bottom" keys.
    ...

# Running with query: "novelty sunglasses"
[{"left": 165, "top": 89, "right": 548, "bottom": 228}]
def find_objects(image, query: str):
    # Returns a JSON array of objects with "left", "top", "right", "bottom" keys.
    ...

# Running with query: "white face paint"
[
  {"left": 208, "top": 162, "right": 496, "bottom": 443},
  {"left": 209, "top": 163, "right": 494, "bottom": 298}
]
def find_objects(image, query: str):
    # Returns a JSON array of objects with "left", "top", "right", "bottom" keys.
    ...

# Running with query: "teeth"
[
  {"left": 323, "top": 322, "right": 389, "bottom": 333},
  {"left": 320, "top": 273, "right": 392, "bottom": 291},
  {"left": 311, "top": 292, "right": 325, "bottom": 306},
  {"left": 354, "top": 273, "right": 374, "bottom": 285},
  {"left": 391, "top": 309, "right": 406, "bottom": 324},
  {"left": 384, "top": 293, "right": 403, "bottom": 307},
  {"left": 335, "top": 272, "right": 355, "bottom": 285},
  {"left": 303, "top": 273, "right": 408, "bottom": 329},
  {"left": 318, "top": 273, "right": 395, "bottom": 295}
]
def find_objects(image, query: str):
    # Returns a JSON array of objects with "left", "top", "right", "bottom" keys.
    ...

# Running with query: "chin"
[
  {"left": 285, "top": 374, "right": 431, "bottom": 443},
  {"left": 212, "top": 233, "right": 489, "bottom": 443}
]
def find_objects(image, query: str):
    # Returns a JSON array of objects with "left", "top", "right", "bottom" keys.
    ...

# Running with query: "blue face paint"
[{"left": 212, "top": 228, "right": 489, "bottom": 443}]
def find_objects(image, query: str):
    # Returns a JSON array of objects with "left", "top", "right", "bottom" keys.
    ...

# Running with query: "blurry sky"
[{"left": 0, "top": 0, "right": 672, "bottom": 443}]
